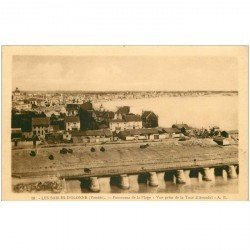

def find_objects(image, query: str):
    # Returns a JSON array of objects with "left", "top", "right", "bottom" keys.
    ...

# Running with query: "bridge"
[{"left": 12, "top": 139, "right": 239, "bottom": 192}]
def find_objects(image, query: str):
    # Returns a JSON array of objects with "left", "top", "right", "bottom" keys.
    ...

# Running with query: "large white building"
[{"left": 109, "top": 113, "right": 142, "bottom": 132}]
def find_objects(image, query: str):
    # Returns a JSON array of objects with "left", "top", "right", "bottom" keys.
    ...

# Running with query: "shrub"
[
  {"left": 67, "top": 148, "right": 73, "bottom": 154},
  {"left": 84, "top": 168, "right": 91, "bottom": 173},
  {"left": 60, "top": 148, "right": 67, "bottom": 154},
  {"left": 30, "top": 151, "right": 36, "bottom": 157},
  {"left": 49, "top": 155, "right": 54, "bottom": 160},
  {"left": 100, "top": 146, "right": 105, "bottom": 152},
  {"left": 91, "top": 147, "right": 96, "bottom": 152}
]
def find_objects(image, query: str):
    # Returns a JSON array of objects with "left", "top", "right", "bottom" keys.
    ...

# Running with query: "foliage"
[
  {"left": 79, "top": 108, "right": 98, "bottom": 131},
  {"left": 60, "top": 148, "right": 68, "bottom": 154},
  {"left": 67, "top": 148, "right": 73, "bottom": 153},
  {"left": 30, "top": 151, "right": 36, "bottom": 157},
  {"left": 49, "top": 154, "right": 54, "bottom": 160}
]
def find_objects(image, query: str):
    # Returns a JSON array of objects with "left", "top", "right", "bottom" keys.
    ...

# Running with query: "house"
[
  {"left": 141, "top": 111, "right": 158, "bottom": 128},
  {"left": 66, "top": 104, "right": 79, "bottom": 116},
  {"left": 117, "top": 128, "right": 160, "bottom": 141},
  {"left": 71, "top": 129, "right": 113, "bottom": 143},
  {"left": 109, "top": 113, "right": 143, "bottom": 132},
  {"left": 65, "top": 116, "right": 80, "bottom": 131},
  {"left": 32, "top": 117, "right": 50, "bottom": 139}
]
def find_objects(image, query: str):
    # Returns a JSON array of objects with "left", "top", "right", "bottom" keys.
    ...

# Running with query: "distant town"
[{"left": 11, "top": 88, "right": 238, "bottom": 148}]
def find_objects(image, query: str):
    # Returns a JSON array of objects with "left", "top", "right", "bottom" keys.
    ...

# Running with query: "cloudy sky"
[{"left": 12, "top": 55, "right": 238, "bottom": 91}]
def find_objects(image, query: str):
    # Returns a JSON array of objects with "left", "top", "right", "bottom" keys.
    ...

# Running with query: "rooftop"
[
  {"left": 65, "top": 116, "right": 80, "bottom": 123},
  {"left": 141, "top": 111, "right": 157, "bottom": 119},
  {"left": 32, "top": 117, "right": 50, "bottom": 126},
  {"left": 124, "top": 114, "right": 142, "bottom": 122}
]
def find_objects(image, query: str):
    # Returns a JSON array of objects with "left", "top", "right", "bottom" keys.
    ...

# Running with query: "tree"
[{"left": 79, "top": 109, "right": 98, "bottom": 131}]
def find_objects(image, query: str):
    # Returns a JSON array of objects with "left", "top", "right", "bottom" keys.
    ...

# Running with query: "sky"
[{"left": 12, "top": 55, "right": 238, "bottom": 91}]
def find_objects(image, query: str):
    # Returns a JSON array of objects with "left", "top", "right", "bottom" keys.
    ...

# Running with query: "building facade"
[
  {"left": 66, "top": 104, "right": 79, "bottom": 116},
  {"left": 32, "top": 117, "right": 50, "bottom": 139},
  {"left": 109, "top": 114, "right": 143, "bottom": 132},
  {"left": 65, "top": 116, "right": 80, "bottom": 131}
]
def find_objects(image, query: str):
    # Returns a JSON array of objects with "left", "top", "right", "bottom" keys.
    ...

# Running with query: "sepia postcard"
[{"left": 1, "top": 46, "right": 248, "bottom": 201}]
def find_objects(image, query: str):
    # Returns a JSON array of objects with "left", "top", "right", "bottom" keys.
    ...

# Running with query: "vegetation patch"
[
  {"left": 67, "top": 148, "right": 73, "bottom": 154},
  {"left": 30, "top": 151, "right": 36, "bottom": 157},
  {"left": 84, "top": 168, "right": 91, "bottom": 173},
  {"left": 60, "top": 148, "right": 68, "bottom": 154},
  {"left": 49, "top": 154, "right": 54, "bottom": 160}
]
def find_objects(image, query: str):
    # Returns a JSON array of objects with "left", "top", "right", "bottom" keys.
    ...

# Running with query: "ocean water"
[{"left": 94, "top": 95, "right": 238, "bottom": 130}]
